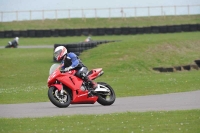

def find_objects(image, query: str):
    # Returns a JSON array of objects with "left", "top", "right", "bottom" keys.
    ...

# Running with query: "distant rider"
[
  {"left": 54, "top": 46, "right": 97, "bottom": 96},
  {"left": 84, "top": 36, "right": 91, "bottom": 42},
  {"left": 7, "top": 37, "right": 19, "bottom": 48}
]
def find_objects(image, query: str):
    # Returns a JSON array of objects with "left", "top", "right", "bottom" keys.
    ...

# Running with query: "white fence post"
[
  {"left": 55, "top": 10, "right": 57, "bottom": 21},
  {"left": 109, "top": 8, "right": 111, "bottom": 20},
  {"left": 174, "top": 6, "right": 176, "bottom": 15},
  {"left": 42, "top": 10, "right": 44, "bottom": 21},
  {"left": 134, "top": 7, "right": 137, "bottom": 17},
  {"left": 82, "top": 9, "right": 84, "bottom": 20},
  {"left": 95, "top": 8, "right": 97, "bottom": 20},
  {"left": 68, "top": 9, "right": 70, "bottom": 20},
  {"left": 30, "top": 10, "right": 31, "bottom": 20},
  {"left": 121, "top": 8, "right": 123, "bottom": 18},
  {"left": 1, "top": 12, "right": 3, "bottom": 22},
  {"left": 16, "top": 11, "right": 18, "bottom": 21}
]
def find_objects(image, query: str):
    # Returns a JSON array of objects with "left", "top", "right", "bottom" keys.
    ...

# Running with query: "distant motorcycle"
[
  {"left": 84, "top": 36, "right": 92, "bottom": 42},
  {"left": 5, "top": 42, "right": 18, "bottom": 48},
  {"left": 47, "top": 64, "right": 116, "bottom": 108},
  {"left": 5, "top": 37, "right": 19, "bottom": 48}
]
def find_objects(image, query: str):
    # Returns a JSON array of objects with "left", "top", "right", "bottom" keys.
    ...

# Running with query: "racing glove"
[{"left": 64, "top": 66, "right": 73, "bottom": 71}]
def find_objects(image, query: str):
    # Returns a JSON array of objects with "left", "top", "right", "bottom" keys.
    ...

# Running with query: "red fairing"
[
  {"left": 88, "top": 68, "right": 102, "bottom": 80},
  {"left": 51, "top": 84, "right": 62, "bottom": 91},
  {"left": 47, "top": 68, "right": 61, "bottom": 87},
  {"left": 71, "top": 90, "right": 98, "bottom": 104},
  {"left": 57, "top": 74, "right": 83, "bottom": 91},
  {"left": 47, "top": 65, "right": 100, "bottom": 104}
]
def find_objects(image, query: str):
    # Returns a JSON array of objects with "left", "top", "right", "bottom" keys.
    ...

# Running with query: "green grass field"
[
  {"left": 0, "top": 16, "right": 200, "bottom": 133},
  {"left": 0, "top": 15, "right": 199, "bottom": 30},
  {"left": 0, "top": 32, "right": 200, "bottom": 104},
  {"left": 0, "top": 110, "right": 199, "bottom": 133}
]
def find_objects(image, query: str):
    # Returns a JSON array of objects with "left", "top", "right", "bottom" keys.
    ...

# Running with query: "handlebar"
[{"left": 60, "top": 69, "right": 67, "bottom": 73}]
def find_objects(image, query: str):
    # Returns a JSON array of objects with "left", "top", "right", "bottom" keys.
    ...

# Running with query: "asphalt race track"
[
  {"left": 0, "top": 45, "right": 53, "bottom": 49},
  {"left": 0, "top": 90, "right": 200, "bottom": 118}
]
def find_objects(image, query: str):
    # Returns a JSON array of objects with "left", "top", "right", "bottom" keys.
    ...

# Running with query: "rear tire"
[
  {"left": 97, "top": 82, "right": 116, "bottom": 106},
  {"left": 48, "top": 86, "right": 71, "bottom": 108}
]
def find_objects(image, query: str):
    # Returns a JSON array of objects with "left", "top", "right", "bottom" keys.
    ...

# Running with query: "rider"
[
  {"left": 84, "top": 36, "right": 91, "bottom": 42},
  {"left": 8, "top": 37, "right": 19, "bottom": 48},
  {"left": 54, "top": 46, "right": 97, "bottom": 95}
]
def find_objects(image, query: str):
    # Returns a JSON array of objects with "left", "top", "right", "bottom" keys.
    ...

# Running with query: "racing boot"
[
  {"left": 81, "top": 73, "right": 97, "bottom": 97},
  {"left": 87, "top": 80, "right": 97, "bottom": 97}
]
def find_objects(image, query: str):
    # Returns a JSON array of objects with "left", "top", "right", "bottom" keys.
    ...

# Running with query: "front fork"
[
  {"left": 51, "top": 84, "right": 63, "bottom": 91},
  {"left": 51, "top": 84, "right": 68, "bottom": 102},
  {"left": 51, "top": 84, "right": 65, "bottom": 95}
]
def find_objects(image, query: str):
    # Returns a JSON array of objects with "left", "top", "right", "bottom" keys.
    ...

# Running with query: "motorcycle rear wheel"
[
  {"left": 97, "top": 82, "right": 116, "bottom": 106},
  {"left": 48, "top": 86, "right": 71, "bottom": 108}
]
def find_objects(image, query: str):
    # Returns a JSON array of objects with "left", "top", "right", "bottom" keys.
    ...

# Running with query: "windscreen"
[{"left": 49, "top": 63, "right": 60, "bottom": 75}]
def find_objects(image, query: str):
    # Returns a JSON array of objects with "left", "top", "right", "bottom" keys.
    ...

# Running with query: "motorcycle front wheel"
[
  {"left": 48, "top": 86, "right": 71, "bottom": 108},
  {"left": 97, "top": 82, "right": 116, "bottom": 106},
  {"left": 5, "top": 45, "right": 11, "bottom": 48}
]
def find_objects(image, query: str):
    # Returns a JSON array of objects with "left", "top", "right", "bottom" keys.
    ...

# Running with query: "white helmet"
[
  {"left": 54, "top": 46, "right": 67, "bottom": 61},
  {"left": 15, "top": 37, "right": 19, "bottom": 41}
]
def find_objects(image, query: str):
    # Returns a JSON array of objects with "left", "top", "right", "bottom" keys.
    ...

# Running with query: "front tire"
[
  {"left": 97, "top": 82, "right": 116, "bottom": 106},
  {"left": 5, "top": 45, "right": 10, "bottom": 48},
  {"left": 48, "top": 86, "right": 71, "bottom": 108}
]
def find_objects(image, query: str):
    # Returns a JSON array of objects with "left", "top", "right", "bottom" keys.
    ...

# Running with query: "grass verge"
[{"left": 0, "top": 110, "right": 199, "bottom": 133}]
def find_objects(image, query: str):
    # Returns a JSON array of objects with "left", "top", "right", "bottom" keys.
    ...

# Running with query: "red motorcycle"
[{"left": 47, "top": 64, "right": 116, "bottom": 108}]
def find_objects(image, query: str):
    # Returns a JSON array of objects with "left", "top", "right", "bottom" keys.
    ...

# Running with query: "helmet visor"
[{"left": 54, "top": 49, "right": 62, "bottom": 60}]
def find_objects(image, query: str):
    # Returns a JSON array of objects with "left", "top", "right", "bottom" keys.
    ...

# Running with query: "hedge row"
[{"left": 0, "top": 24, "right": 200, "bottom": 38}]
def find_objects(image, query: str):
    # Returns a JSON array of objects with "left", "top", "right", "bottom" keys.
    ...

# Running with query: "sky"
[
  {"left": 0, "top": 0, "right": 200, "bottom": 11},
  {"left": 0, "top": 0, "right": 199, "bottom": 21}
]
